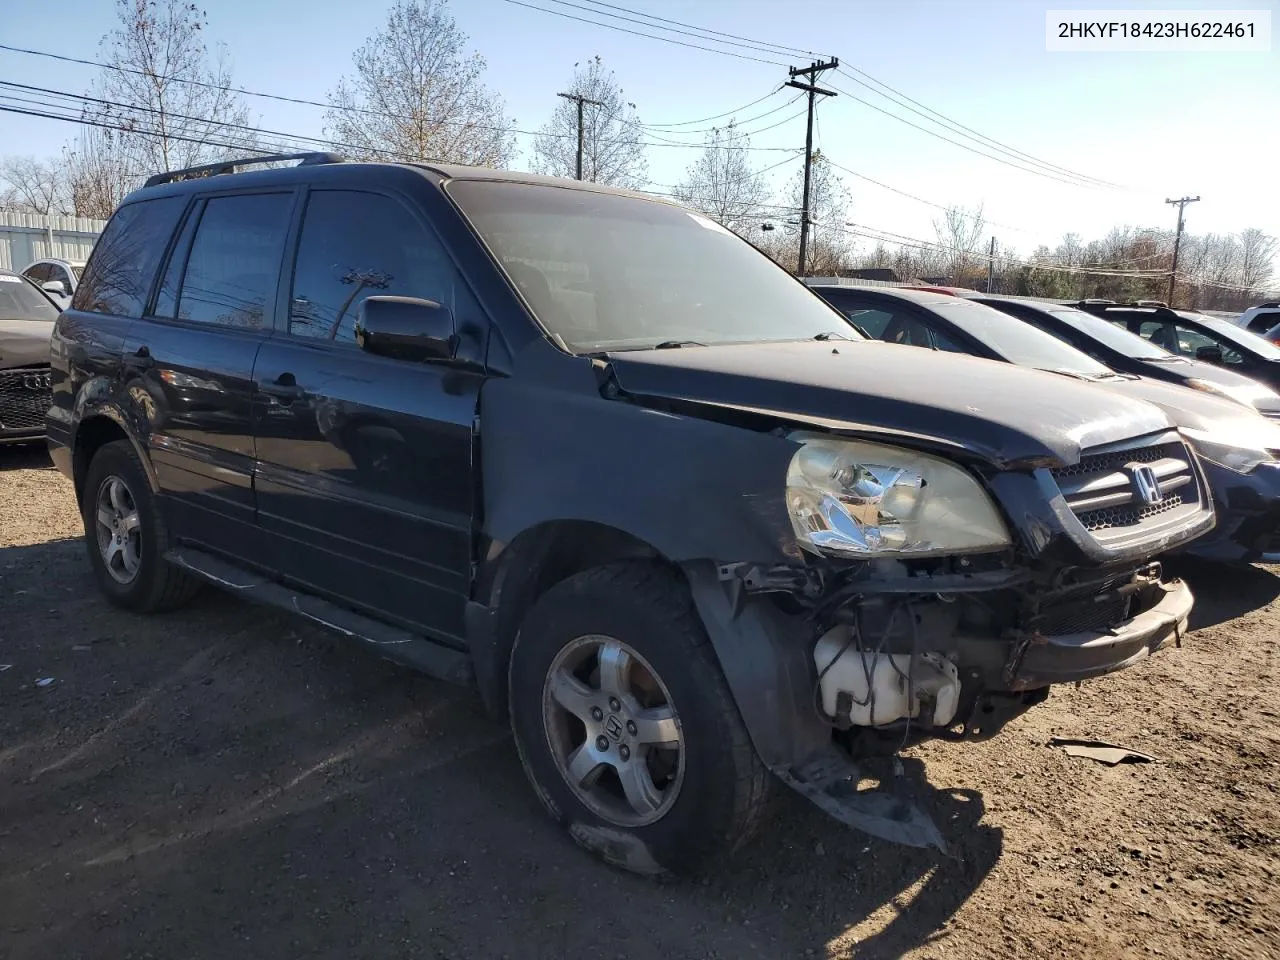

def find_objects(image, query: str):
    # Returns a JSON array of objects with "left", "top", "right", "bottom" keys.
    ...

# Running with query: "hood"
[
  {"left": 0, "top": 320, "right": 54, "bottom": 370},
  {"left": 1103, "top": 376, "right": 1278, "bottom": 434},
  {"left": 605, "top": 339, "right": 1173, "bottom": 468},
  {"left": 1137, "top": 355, "right": 1280, "bottom": 415}
]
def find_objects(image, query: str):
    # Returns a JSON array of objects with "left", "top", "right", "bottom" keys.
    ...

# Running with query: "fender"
[
  {"left": 478, "top": 375, "right": 802, "bottom": 567},
  {"left": 68, "top": 376, "right": 161, "bottom": 495}
]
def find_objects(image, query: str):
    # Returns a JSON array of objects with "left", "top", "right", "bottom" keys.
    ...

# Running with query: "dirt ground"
[{"left": 2, "top": 445, "right": 1278, "bottom": 960}]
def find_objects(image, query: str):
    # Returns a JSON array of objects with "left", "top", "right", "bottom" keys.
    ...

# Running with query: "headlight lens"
[
  {"left": 786, "top": 434, "right": 1012, "bottom": 558},
  {"left": 1183, "top": 425, "right": 1280, "bottom": 475}
]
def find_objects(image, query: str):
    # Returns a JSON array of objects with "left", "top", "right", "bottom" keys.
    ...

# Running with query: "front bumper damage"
[{"left": 686, "top": 558, "right": 1194, "bottom": 854}]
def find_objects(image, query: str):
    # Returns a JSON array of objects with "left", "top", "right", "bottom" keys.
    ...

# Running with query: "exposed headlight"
[
  {"left": 1183, "top": 425, "right": 1280, "bottom": 475},
  {"left": 786, "top": 434, "right": 1012, "bottom": 558}
]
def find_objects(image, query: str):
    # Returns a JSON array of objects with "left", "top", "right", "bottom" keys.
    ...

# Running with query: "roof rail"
[{"left": 144, "top": 152, "right": 343, "bottom": 188}]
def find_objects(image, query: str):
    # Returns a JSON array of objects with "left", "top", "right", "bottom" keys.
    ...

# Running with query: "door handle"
[
  {"left": 261, "top": 372, "right": 303, "bottom": 401},
  {"left": 124, "top": 346, "right": 154, "bottom": 371}
]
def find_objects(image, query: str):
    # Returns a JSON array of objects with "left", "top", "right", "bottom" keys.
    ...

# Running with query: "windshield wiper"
[
  {"left": 813, "top": 331, "right": 851, "bottom": 341},
  {"left": 651, "top": 340, "right": 706, "bottom": 349}
]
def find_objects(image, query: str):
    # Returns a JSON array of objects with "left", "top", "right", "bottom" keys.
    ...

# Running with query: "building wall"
[{"left": 0, "top": 212, "right": 106, "bottom": 272}]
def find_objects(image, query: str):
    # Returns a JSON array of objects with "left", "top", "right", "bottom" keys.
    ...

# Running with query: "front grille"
[
  {"left": 1052, "top": 436, "right": 1203, "bottom": 544},
  {"left": 0, "top": 367, "right": 52, "bottom": 432}
]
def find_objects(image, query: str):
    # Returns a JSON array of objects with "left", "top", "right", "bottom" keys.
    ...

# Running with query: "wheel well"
[
  {"left": 472, "top": 521, "right": 676, "bottom": 719},
  {"left": 72, "top": 416, "right": 129, "bottom": 499}
]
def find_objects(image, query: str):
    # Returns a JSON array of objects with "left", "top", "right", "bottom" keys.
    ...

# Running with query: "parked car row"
[
  {"left": 808, "top": 284, "right": 1280, "bottom": 565},
  {"left": 22, "top": 152, "right": 1280, "bottom": 877}
]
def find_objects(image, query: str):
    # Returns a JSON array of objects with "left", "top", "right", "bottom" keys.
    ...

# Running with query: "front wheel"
[
  {"left": 80, "top": 440, "right": 200, "bottom": 612},
  {"left": 508, "top": 562, "right": 772, "bottom": 877}
]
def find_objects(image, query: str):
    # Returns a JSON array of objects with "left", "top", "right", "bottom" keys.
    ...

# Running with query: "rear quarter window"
[{"left": 73, "top": 197, "right": 186, "bottom": 317}]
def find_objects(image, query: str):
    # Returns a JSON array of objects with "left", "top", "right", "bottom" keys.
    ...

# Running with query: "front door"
[
  {"left": 125, "top": 191, "right": 295, "bottom": 562},
  {"left": 252, "top": 188, "right": 485, "bottom": 645}
]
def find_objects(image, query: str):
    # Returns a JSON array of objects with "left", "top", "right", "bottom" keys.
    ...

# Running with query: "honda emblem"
[{"left": 1127, "top": 464, "right": 1163, "bottom": 506}]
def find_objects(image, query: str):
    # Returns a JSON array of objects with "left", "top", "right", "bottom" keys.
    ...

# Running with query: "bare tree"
[
  {"left": 760, "top": 152, "right": 850, "bottom": 273},
  {"left": 0, "top": 156, "right": 69, "bottom": 215},
  {"left": 672, "top": 120, "right": 771, "bottom": 234},
  {"left": 932, "top": 204, "right": 985, "bottom": 284},
  {"left": 1238, "top": 228, "right": 1277, "bottom": 293},
  {"left": 62, "top": 130, "right": 135, "bottom": 219},
  {"left": 326, "top": 0, "right": 514, "bottom": 166},
  {"left": 89, "top": 0, "right": 256, "bottom": 176},
  {"left": 531, "top": 57, "right": 647, "bottom": 188}
]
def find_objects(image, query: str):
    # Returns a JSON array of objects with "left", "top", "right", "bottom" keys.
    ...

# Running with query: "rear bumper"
[{"left": 1003, "top": 577, "right": 1192, "bottom": 690}]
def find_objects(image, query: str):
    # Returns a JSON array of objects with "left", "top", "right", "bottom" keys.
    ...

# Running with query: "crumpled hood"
[
  {"left": 605, "top": 339, "right": 1173, "bottom": 468},
  {"left": 0, "top": 320, "right": 54, "bottom": 370}
]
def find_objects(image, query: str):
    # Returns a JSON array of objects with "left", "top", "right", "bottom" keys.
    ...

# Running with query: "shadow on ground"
[
  {"left": 1166, "top": 556, "right": 1280, "bottom": 630},
  {"left": 0, "top": 536, "right": 1001, "bottom": 960},
  {"left": 0, "top": 443, "right": 53, "bottom": 472}
]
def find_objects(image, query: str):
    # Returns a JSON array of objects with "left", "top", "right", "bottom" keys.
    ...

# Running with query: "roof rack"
[
  {"left": 144, "top": 151, "right": 343, "bottom": 188},
  {"left": 1071, "top": 299, "right": 1181, "bottom": 319}
]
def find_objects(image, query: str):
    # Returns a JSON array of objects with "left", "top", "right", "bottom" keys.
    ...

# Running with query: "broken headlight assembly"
[
  {"left": 785, "top": 433, "right": 1011, "bottom": 558},
  {"left": 1182, "top": 424, "right": 1280, "bottom": 475}
]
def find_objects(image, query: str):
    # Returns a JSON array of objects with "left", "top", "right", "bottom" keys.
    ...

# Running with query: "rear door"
[
  {"left": 123, "top": 190, "right": 296, "bottom": 562},
  {"left": 251, "top": 187, "right": 486, "bottom": 644}
]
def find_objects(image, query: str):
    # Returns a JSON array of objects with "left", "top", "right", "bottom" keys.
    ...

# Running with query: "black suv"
[{"left": 49, "top": 153, "right": 1214, "bottom": 875}]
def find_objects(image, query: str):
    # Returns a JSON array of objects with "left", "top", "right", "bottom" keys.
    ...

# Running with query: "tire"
[
  {"left": 508, "top": 561, "right": 772, "bottom": 877},
  {"left": 80, "top": 439, "right": 201, "bottom": 613}
]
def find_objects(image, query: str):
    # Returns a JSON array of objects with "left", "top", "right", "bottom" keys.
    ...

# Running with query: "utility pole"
[
  {"left": 786, "top": 58, "right": 839, "bottom": 276},
  {"left": 1165, "top": 196, "right": 1200, "bottom": 306},
  {"left": 986, "top": 236, "right": 997, "bottom": 293},
  {"left": 557, "top": 91, "right": 603, "bottom": 181}
]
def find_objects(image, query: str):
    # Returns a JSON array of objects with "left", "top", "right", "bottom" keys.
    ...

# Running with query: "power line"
[
  {"left": 825, "top": 79, "right": 1114, "bottom": 191},
  {"left": 0, "top": 44, "right": 788, "bottom": 152},
  {"left": 835, "top": 67, "right": 1120, "bottom": 189},
  {"left": 575, "top": 0, "right": 822, "bottom": 60},
  {"left": 819, "top": 154, "right": 1029, "bottom": 234},
  {"left": 539, "top": 0, "right": 804, "bottom": 60},
  {"left": 493, "top": 0, "right": 787, "bottom": 65},
  {"left": 639, "top": 91, "right": 802, "bottom": 136},
  {"left": 642, "top": 88, "right": 782, "bottom": 128}
]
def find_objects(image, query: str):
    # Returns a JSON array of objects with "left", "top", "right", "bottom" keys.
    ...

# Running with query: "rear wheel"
[
  {"left": 508, "top": 562, "right": 771, "bottom": 877},
  {"left": 80, "top": 440, "right": 200, "bottom": 612}
]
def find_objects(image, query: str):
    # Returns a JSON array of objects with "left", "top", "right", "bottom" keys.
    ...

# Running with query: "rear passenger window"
[
  {"left": 287, "top": 190, "right": 470, "bottom": 344},
  {"left": 177, "top": 193, "right": 292, "bottom": 330},
  {"left": 73, "top": 196, "right": 184, "bottom": 317}
]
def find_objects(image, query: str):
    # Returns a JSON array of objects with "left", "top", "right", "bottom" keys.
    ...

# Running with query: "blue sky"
[{"left": 1, "top": 0, "right": 1276, "bottom": 257}]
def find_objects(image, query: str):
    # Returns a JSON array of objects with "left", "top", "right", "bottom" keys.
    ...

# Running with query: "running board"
[
  {"left": 777, "top": 750, "right": 948, "bottom": 852},
  {"left": 164, "top": 546, "right": 474, "bottom": 686}
]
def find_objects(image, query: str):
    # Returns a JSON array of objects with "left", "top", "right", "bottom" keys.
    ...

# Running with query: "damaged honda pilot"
[{"left": 50, "top": 155, "right": 1215, "bottom": 878}]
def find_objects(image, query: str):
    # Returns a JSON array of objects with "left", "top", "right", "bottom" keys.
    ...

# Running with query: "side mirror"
[
  {"left": 42, "top": 280, "right": 67, "bottom": 296},
  {"left": 1195, "top": 345, "right": 1224, "bottom": 365},
  {"left": 355, "top": 296, "right": 456, "bottom": 362}
]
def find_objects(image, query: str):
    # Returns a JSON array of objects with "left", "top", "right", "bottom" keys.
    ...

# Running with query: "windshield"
[
  {"left": 0, "top": 275, "right": 59, "bottom": 321},
  {"left": 1180, "top": 312, "right": 1280, "bottom": 360},
  {"left": 71, "top": 264, "right": 83, "bottom": 281},
  {"left": 447, "top": 180, "right": 859, "bottom": 352},
  {"left": 925, "top": 298, "right": 1115, "bottom": 377},
  {"left": 1046, "top": 306, "right": 1175, "bottom": 359}
]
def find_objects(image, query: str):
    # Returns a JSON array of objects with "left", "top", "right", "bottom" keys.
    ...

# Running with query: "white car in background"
[
  {"left": 1234, "top": 302, "right": 1280, "bottom": 336},
  {"left": 20, "top": 258, "right": 85, "bottom": 308}
]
